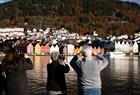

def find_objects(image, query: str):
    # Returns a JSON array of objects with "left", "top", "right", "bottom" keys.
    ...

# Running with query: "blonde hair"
[
  {"left": 82, "top": 45, "right": 93, "bottom": 57},
  {"left": 50, "top": 51, "right": 59, "bottom": 61}
]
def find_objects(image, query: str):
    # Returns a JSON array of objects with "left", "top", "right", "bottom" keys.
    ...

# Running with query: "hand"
[
  {"left": 92, "top": 47, "right": 98, "bottom": 56},
  {"left": 96, "top": 47, "right": 102, "bottom": 54},
  {"left": 77, "top": 46, "right": 82, "bottom": 54},
  {"left": 24, "top": 53, "right": 29, "bottom": 58},
  {"left": 79, "top": 54, "right": 83, "bottom": 61},
  {"left": 58, "top": 59, "right": 66, "bottom": 65},
  {"left": 101, "top": 48, "right": 105, "bottom": 55}
]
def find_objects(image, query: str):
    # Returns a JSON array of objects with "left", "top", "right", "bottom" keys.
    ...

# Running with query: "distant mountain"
[
  {"left": 121, "top": 0, "right": 140, "bottom": 4},
  {"left": 0, "top": 0, "right": 140, "bottom": 37}
]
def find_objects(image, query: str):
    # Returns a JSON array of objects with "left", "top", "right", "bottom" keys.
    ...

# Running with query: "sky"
[
  {"left": 0, "top": 0, "right": 11, "bottom": 4},
  {"left": 122, "top": 0, "right": 140, "bottom": 4},
  {"left": 0, "top": 0, "right": 140, "bottom": 4}
]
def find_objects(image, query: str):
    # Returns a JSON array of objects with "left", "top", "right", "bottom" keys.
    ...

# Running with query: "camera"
[{"left": 58, "top": 55, "right": 65, "bottom": 60}]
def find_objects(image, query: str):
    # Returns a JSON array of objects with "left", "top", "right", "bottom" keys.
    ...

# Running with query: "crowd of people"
[{"left": 0, "top": 42, "right": 108, "bottom": 95}]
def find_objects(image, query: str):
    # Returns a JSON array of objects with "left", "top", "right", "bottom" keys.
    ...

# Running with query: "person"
[
  {"left": 0, "top": 73, "right": 3, "bottom": 95},
  {"left": 70, "top": 44, "right": 108, "bottom": 95},
  {"left": 1, "top": 48, "right": 33, "bottom": 95},
  {"left": 46, "top": 51, "right": 70, "bottom": 95},
  {"left": 59, "top": 46, "right": 66, "bottom": 63},
  {"left": 0, "top": 70, "right": 7, "bottom": 95}
]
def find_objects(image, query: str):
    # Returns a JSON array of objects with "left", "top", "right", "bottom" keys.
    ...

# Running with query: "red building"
[{"left": 41, "top": 43, "right": 50, "bottom": 55}]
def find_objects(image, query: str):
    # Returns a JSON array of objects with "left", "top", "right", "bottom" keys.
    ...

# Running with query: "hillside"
[{"left": 0, "top": 0, "right": 140, "bottom": 37}]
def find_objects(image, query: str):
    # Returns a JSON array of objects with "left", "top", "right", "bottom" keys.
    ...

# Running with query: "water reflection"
[
  {"left": 102, "top": 56, "right": 140, "bottom": 95},
  {"left": 27, "top": 56, "right": 140, "bottom": 95},
  {"left": 27, "top": 56, "right": 49, "bottom": 95}
]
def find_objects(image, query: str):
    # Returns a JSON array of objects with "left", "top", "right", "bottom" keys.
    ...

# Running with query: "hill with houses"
[{"left": 0, "top": 0, "right": 140, "bottom": 37}]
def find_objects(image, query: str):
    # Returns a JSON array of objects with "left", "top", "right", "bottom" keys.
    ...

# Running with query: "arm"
[
  {"left": 25, "top": 58, "right": 33, "bottom": 70},
  {"left": 97, "top": 54, "right": 109, "bottom": 70},
  {"left": 58, "top": 64, "right": 70, "bottom": 73},
  {"left": 0, "top": 60, "right": 7, "bottom": 72},
  {"left": 0, "top": 64, "right": 3, "bottom": 73},
  {"left": 70, "top": 55, "right": 81, "bottom": 74},
  {"left": 58, "top": 58, "right": 70, "bottom": 73},
  {"left": 21, "top": 57, "right": 33, "bottom": 70}
]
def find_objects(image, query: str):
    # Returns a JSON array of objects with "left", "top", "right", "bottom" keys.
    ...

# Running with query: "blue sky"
[
  {"left": 0, "top": 0, "right": 140, "bottom": 4},
  {"left": 0, "top": 0, "right": 11, "bottom": 4},
  {"left": 122, "top": 0, "right": 140, "bottom": 4}
]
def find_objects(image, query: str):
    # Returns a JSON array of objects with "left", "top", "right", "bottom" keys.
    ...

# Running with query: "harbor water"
[{"left": 1, "top": 55, "right": 140, "bottom": 95}]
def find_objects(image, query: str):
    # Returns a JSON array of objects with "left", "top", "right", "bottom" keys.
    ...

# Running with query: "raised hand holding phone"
[
  {"left": 93, "top": 47, "right": 98, "bottom": 56},
  {"left": 24, "top": 53, "right": 29, "bottom": 58}
]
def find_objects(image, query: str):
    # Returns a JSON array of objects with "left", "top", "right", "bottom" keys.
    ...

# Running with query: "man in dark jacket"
[{"left": 46, "top": 51, "right": 70, "bottom": 95}]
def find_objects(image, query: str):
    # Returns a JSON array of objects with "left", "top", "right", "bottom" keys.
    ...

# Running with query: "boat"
[{"left": 109, "top": 51, "right": 126, "bottom": 58}]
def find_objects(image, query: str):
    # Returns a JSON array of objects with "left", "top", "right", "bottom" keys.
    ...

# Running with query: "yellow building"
[{"left": 34, "top": 43, "right": 41, "bottom": 55}]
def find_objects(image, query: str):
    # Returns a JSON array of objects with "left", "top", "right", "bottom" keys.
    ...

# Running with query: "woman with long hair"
[{"left": 1, "top": 48, "right": 33, "bottom": 95}]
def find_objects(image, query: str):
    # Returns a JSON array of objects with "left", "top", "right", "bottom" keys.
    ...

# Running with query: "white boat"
[{"left": 109, "top": 51, "right": 126, "bottom": 58}]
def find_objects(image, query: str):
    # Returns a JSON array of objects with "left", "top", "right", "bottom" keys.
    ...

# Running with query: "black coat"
[
  {"left": 46, "top": 60, "right": 70, "bottom": 91},
  {"left": 0, "top": 63, "right": 7, "bottom": 95},
  {"left": 0, "top": 73, "right": 7, "bottom": 95},
  {"left": 5, "top": 58, "right": 33, "bottom": 95}
]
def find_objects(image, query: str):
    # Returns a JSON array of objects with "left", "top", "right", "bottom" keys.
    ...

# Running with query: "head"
[
  {"left": 59, "top": 46, "right": 65, "bottom": 54},
  {"left": 82, "top": 45, "right": 93, "bottom": 57},
  {"left": 92, "top": 43, "right": 103, "bottom": 54},
  {"left": 50, "top": 51, "right": 60, "bottom": 61},
  {"left": 2, "top": 48, "right": 20, "bottom": 73},
  {"left": 4, "top": 48, "right": 18, "bottom": 62}
]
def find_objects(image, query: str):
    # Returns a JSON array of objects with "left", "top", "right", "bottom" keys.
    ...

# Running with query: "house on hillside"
[
  {"left": 73, "top": 47, "right": 79, "bottom": 55},
  {"left": 63, "top": 46, "right": 67, "bottom": 54},
  {"left": 133, "top": 41, "right": 138, "bottom": 53},
  {"left": 27, "top": 43, "right": 34, "bottom": 55},
  {"left": 67, "top": 44, "right": 74, "bottom": 55},
  {"left": 35, "top": 43, "right": 41, "bottom": 55},
  {"left": 50, "top": 45, "right": 55, "bottom": 53},
  {"left": 41, "top": 43, "right": 50, "bottom": 55}
]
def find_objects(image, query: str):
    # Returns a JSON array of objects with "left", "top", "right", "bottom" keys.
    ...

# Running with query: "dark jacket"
[
  {"left": 46, "top": 60, "right": 70, "bottom": 91},
  {"left": 0, "top": 73, "right": 7, "bottom": 95},
  {"left": 4, "top": 58, "right": 33, "bottom": 95}
]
